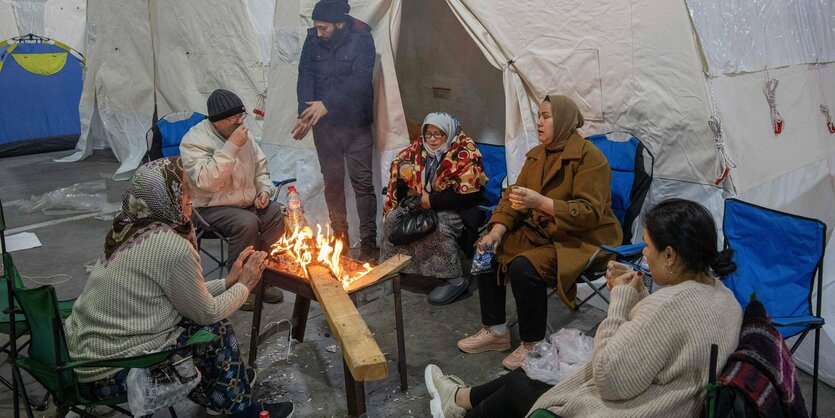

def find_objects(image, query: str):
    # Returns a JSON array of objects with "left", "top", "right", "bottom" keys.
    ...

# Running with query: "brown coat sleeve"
[{"left": 488, "top": 156, "right": 532, "bottom": 231}]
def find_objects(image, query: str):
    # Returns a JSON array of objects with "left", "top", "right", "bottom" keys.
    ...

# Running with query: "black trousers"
[
  {"left": 466, "top": 368, "right": 554, "bottom": 418},
  {"left": 312, "top": 124, "right": 377, "bottom": 241},
  {"left": 478, "top": 256, "right": 549, "bottom": 342}
]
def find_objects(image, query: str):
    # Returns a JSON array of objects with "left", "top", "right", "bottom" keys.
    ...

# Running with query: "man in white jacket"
[{"left": 180, "top": 89, "right": 284, "bottom": 309}]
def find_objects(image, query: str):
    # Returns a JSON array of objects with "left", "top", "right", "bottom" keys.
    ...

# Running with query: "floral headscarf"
[
  {"left": 384, "top": 114, "right": 488, "bottom": 215},
  {"left": 104, "top": 157, "right": 196, "bottom": 263}
]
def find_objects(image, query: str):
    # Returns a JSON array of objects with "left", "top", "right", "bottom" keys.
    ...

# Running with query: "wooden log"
[
  {"left": 306, "top": 265, "right": 388, "bottom": 381},
  {"left": 344, "top": 254, "right": 412, "bottom": 293}
]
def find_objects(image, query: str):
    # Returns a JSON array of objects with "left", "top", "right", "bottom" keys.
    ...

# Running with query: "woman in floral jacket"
[{"left": 380, "top": 112, "right": 488, "bottom": 305}]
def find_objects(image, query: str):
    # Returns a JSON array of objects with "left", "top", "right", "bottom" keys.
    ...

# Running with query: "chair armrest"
[
  {"left": 272, "top": 178, "right": 297, "bottom": 201},
  {"left": 63, "top": 329, "right": 219, "bottom": 370},
  {"left": 477, "top": 204, "right": 497, "bottom": 213},
  {"left": 601, "top": 243, "right": 645, "bottom": 258}
]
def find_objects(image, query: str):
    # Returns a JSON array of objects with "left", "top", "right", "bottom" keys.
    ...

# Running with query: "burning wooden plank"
[
  {"left": 307, "top": 265, "right": 388, "bottom": 381},
  {"left": 344, "top": 254, "right": 411, "bottom": 292}
]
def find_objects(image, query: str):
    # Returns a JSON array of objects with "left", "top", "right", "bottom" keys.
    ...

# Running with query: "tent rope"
[
  {"left": 821, "top": 105, "right": 835, "bottom": 134},
  {"left": 709, "top": 115, "right": 736, "bottom": 186},
  {"left": 763, "top": 75, "right": 783, "bottom": 135},
  {"left": 815, "top": 64, "right": 835, "bottom": 133}
]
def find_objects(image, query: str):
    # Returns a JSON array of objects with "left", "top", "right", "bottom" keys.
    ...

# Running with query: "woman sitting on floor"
[
  {"left": 379, "top": 112, "right": 488, "bottom": 305},
  {"left": 426, "top": 198, "right": 743, "bottom": 418},
  {"left": 63, "top": 157, "right": 293, "bottom": 418},
  {"left": 457, "top": 95, "right": 622, "bottom": 369}
]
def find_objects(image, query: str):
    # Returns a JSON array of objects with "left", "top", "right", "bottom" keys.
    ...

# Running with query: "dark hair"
[{"left": 644, "top": 198, "right": 736, "bottom": 277}]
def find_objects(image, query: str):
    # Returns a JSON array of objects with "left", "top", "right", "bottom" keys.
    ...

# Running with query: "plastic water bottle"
[
  {"left": 285, "top": 186, "right": 308, "bottom": 232},
  {"left": 471, "top": 242, "right": 495, "bottom": 275}
]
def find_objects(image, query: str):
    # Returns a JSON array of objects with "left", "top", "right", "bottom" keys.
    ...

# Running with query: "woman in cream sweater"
[{"left": 426, "top": 198, "right": 743, "bottom": 418}]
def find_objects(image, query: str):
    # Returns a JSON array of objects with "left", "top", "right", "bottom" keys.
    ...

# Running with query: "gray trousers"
[
  {"left": 312, "top": 124, "right": 378, "bottom": 241},
  {"left": 194, "top": 201, "right": 284, "bottom": 267}
]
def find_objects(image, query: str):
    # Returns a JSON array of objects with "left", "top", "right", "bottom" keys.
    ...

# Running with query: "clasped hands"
[
  {"left": 225, "top": 246, "right": 269, "bottom": 292},
  {"left": 605, "top": 260, "right": 646, "bottom": 293},
  {"left": 291, "top": 101, "right": 328, "bottom": 140}
]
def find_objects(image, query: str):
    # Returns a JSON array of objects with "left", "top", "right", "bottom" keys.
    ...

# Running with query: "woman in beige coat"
[{"left": 457, "top": 95, "right": 622, "bottom": 370}]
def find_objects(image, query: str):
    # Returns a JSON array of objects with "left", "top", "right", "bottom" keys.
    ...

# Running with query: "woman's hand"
[
  {"left": 605, "top": 261, "right": 631, "bottom": 291},
  {"left": 605, "top": 261, "right": 645, "bottom": 293},
  {"left": 478, "top": 224, "right": 507, "bottom": 251},
  {"left": 509, "top": 186, "right": 549, "bottom": 212},
  {"left": 225, "top": 246, "right": 256, "bottom": 289},
  {"left": 420, "top": 191, "right": 431, "bottom": 209},
  {"left": 233, "top": 247, "right": 268, "bottom": 292}
]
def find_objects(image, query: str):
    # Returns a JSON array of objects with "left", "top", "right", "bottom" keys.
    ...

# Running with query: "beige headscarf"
[{"left": 546, "top": 95, "right": 585, "bottom": 150}]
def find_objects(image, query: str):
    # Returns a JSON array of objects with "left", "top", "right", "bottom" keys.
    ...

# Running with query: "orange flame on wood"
[{"left": 270, "top": 224, "right": 373, "bottom": 289}]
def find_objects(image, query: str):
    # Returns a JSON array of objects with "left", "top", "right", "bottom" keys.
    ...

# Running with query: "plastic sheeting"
[
  {"left": 56, "top": 0, "right": 154, "bottom": 181},
  {"left": 151, "top": 0, "right": 268, "bottom": 139},
  {"left": 0, "top": 1, "right": 18, "bottom": 40},
  {"left": 710, "top": 63, "right": 835, "bottom": 193},
  {"left": 10, "top": 0, "right": 45, "bottom": 36},
  {"left": 687, "top": 0, "right": 835, "bottom": 76},
  {"left": 43, "top": 0, "right": 85, "bottom": 53}
]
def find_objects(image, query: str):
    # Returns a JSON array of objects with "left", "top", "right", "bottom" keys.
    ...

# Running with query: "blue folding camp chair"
[
  {"left": 144, "top": 112, "right": 295, "bottom": 277},
  {"left": 571, "top": 133, "right": 654, "bottom": 309},
  {"left": 721, "top": 198, "right": 825, "bottom": 417}
]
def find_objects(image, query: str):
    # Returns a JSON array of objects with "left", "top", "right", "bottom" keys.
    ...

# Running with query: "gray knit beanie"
[{"left": 207, "top": 89, "right": 245, "bottom": 122}]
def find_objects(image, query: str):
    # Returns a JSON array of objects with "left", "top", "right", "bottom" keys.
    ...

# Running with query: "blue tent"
[{"left": 0, "top": 34, "right": 84, "bottom": 158}]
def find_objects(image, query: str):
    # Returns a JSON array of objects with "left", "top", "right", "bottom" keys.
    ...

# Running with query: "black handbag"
[{"left": 388, "top": 195, "right": 438, "bottom": 245}]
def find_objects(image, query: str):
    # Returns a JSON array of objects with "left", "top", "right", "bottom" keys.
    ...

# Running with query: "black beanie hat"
[
  {"left": 312, "top": 0, "right": 350, "bottom": 23},
  {"left": 207, "top": 89, "right": 245, "bottom": 122}
]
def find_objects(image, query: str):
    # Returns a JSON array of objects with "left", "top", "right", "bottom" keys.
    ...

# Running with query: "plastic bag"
[
  {"left": 522, "top": 328, "right": 595, "bottom": 385},
  {"left": 126, "top": 355, "right": 201, "bottom": 417},
  {"left": 550, "top": 328, "right": 594, "bottom": 364},
  {"left": 12, "top": 180, "right": 120, "bottom": 216}
]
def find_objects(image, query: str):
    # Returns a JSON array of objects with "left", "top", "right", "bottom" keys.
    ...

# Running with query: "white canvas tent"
[{"left": 4, "top": 0, "right": 834, "bottom": 387}]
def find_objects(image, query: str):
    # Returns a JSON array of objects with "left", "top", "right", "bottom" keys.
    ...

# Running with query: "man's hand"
[
  {"left": 300, "top": 101, "right": 328, "bottom": 126},
  {"left": 291, "top": 118, "right": 312, "bottom": 140},
  {"left": 229, "top": 124, "right": 249, "bottom": 147},
  {"left": 254, "top": 191, "right": 271, "bottom": 209}
]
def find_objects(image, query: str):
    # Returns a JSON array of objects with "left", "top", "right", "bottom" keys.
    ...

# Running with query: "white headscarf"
[
  {"left": 421, "top": 112, "right": 461, "bottom": 158},
  {"left": 421, "top": 112, "right": 462, "bottom": 192}
]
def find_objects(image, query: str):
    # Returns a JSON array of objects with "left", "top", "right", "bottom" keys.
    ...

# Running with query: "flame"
[{"left": 270, "top": 224, "right": 373, "bottom": 289}]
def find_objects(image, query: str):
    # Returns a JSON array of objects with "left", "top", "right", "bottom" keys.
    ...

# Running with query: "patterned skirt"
[
  {"left": 380, "top": 207, "right": 464, "bottom": 279},
  {"left": 78, "top": 319, "right": 252, "bottom": 414}
]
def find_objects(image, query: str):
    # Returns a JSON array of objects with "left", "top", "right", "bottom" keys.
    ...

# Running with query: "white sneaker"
[{"left": 425, "top": 364, "right": 467, "bottom": 418}]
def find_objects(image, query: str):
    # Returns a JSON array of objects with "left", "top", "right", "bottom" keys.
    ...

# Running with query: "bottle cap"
[
  {"left": 288, "top": 186, "right": 297, "bottom": 193},
  {"left": 259, "top": 410, "right": 269, "bottom": 418}
]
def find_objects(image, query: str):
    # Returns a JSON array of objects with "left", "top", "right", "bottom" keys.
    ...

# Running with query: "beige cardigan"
[
  {"left": 180, "top": 119, "right": 275, "bottom": 208},
  {"left": 64, "top": 229, "right": 249, "bottom": 381},
  {"left": 529, "top": 279, "right": 742, "bottom": 417}
]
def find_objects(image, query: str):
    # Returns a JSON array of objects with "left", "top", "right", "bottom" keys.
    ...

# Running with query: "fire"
[{"left": 270, "top": 224, "right": 373, "bottom": 289}]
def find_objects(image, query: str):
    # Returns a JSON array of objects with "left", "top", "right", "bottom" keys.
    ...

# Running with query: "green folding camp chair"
[{"left": 13, "top": 284, "right": 219, "bottom": 418}]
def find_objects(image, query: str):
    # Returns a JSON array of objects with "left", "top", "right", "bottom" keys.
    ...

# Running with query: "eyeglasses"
[
  {"left": 228, "top": 112, "right": 247, "bottom": 122},
  {"left": 424, "top": 131, "right": 446, "bottom": 139}
]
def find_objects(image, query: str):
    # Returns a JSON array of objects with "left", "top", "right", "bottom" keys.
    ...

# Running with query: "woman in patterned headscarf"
[
  {"left": 380, "top": 112, "right": 488, "bottom": 305},
  {"left": 64, "top": 157, "right": 293, "bottom": 417}
]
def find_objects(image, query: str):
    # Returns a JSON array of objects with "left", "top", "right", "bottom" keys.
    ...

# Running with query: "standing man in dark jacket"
[{"left": 292, "top": 0, "right": 378, "bottom": 261}]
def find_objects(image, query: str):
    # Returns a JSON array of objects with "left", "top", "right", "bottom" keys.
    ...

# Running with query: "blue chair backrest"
[
  {"left": 587, "top": 134, "right": 653, "bottom": 244},
  {"left": 721, "top": 198, "right": 825, "bottom": 338},
  {"left": 475, "top": 143, "right": 506, "bottom": 207},
  {"left": 158, "top": 112, "right": 206, "bottom": 157}
]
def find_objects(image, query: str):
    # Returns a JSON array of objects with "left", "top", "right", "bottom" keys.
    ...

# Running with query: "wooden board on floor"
[{"left": 307, "top": 265, "right": 388, "bottom": 381}]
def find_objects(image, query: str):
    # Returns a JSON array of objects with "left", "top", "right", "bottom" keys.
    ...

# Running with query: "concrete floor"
[{"left": 1, "top": 150, "right": 833, "bottom": 417}]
